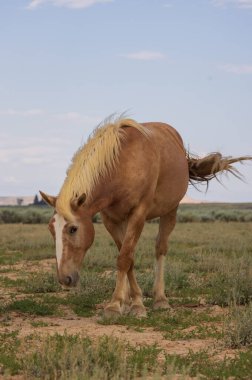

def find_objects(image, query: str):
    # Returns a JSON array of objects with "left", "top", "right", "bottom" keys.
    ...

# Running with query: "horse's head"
[{"left": 40, "top": 191, "right": 95, "bottom": 287}]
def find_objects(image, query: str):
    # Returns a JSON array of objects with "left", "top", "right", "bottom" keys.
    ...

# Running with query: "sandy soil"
[{"left": 0, "top": 259, "right": 236, "bottom": 367}]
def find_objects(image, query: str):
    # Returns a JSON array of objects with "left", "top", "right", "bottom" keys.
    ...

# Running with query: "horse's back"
[
  {"left": 101, "top": 122, "right": 189, "bottom": 221},
  {"left": 140, "top": 122, "right": 189, "bottom": 217}
]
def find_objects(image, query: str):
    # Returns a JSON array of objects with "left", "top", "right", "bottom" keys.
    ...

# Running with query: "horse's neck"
[{"left": 85, "top": 190, "right": 112, "bottom": 217}]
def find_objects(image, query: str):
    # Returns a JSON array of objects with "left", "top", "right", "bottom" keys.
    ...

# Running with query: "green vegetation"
[
  {"left": 0, "top": 331, "right": 21, "bottom": 375},
  {"left": 177, "top": 202, "right": 252, "bottom": 223},
  {"left": 164, "top": 349, "right": 252, "bottom": 379},
  {"left": 1, "top": 202, "right": 252, "bottom": 224},
  {"left": 3, "top": 298, "right": 57, "bottom": 316},
  {"left": 224, "top": 303, "right": 252, "bottom": 348},
  {"left": 1, "top": 205, "right": 252, "bottom": 378},
  {"left": 0, "top": 206, "right": 53, "bottom": 224}
]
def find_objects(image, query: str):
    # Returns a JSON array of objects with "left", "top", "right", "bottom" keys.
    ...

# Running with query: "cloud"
[
  {"left": 3, "top": 176, "right": 19, "bottom": 184},
  {"left": 0, "top": 108, "right": 100, "bottom": 127},
  {"left": 163, "top": 3, "right": 173, "bottom": 8},
  {"left": 27, "top": 0, "right": 113, "bottom": 10},
  {"left": 0, "top": 137, "right": 71, "bottom": 165},
  {"left": 55, "top": 112, "right": 100, "bottom": 125},
  {"left": 219, "top": 63, "right": 252, "bottom": 74},
  {"left": 0, "top": 108, "right": 44, "bottom": 117},
  {"left": 121, "top": 50, "right": 165, "bottom": 61},
  {"left": 212, "top": 0, "right": 252, "bottom": 9}
]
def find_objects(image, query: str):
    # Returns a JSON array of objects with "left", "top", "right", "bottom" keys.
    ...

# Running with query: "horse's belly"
[{"left": 146, "top": 157, "right": 189, "bottom": 219}]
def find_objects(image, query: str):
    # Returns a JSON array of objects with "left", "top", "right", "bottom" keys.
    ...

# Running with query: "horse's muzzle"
[{"left": 59, "top": 271, "right": 79, "bottom": 287}]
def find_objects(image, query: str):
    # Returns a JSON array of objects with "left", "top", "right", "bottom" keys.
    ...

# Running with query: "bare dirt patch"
[
  {"left": 0, "top": 313, "right": 216, "bottom": 357},
  {"left": 0, "top": 259, "right": 230, "bottom": 361}
]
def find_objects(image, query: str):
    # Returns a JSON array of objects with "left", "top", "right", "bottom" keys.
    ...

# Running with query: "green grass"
[
  {"left": 21, "top": 333, "right": 163, "bottom": 379},
  {"left": 100, "top": 307, "right": 223, "bottom": 340},
  {"left": 22, "top": 272, "right": 61, "bottom": 294},
  {"left": 2, "top": 331, "right": 252, "bottom": 379},
  {"left": 224, "top": 302, "right": 252, "bottom": 348},
  {"left": 164, "top": 349, "right": 252, "bottom": 379},
  {"left": 0, "top": 331, "right": 21, "bottom": 375},
  {"left": 2, "top": 298, "right": 57, "bottom": 316},
  {"left": 1, "top": 209, "right": 252, "bottom": 378}
]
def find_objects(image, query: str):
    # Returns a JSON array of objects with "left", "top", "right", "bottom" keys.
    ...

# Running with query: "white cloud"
[
  {"left": 122, "top": 50, "right": 165, "bottom": 61},
  {"left": 3, "top": 176, "right": 19, "bottom": 184},
  {"left": 55, "top": 112, "right": 100, "bottom": 125},
  {"left": 212, "top": 0, "right": 252, "bottom": 8},
  {"left": 219, "top": 64, "right": 252, "bottom": 74},
  {"left": 0, "top": 108, "right": 100, "bottom": 127},
  {"left": 0, "top": 137, "right": 71, "bottom": 165},
  {"left": 163, "top": 3, "right": 173, "bottom": 8},
  {"left": 27, "top": 0, "right": 113, "bottom": 10},
  {"left": 0, "top": 108, "right": 44, "bottom": 117}
]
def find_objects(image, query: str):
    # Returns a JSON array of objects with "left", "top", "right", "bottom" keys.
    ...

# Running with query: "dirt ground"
[{"left": 0, "top": 258, "right": 235, "bottom": 363}]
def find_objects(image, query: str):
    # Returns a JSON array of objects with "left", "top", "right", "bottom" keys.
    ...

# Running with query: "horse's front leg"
[{"left": 104, "top": 208, "right": 146, "bottom": 318}]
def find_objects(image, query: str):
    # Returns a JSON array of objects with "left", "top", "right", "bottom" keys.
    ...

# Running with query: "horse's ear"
[
  {"left": 70, "top": 193, "right": 86, "bottom": 212},
  {"left": 39, "top": 191, "right": 57, "bottom": 208}
]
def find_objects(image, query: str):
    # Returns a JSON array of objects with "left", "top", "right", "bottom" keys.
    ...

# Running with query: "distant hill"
[
  {"left": 0, "top": 194, "right": 200, "bottom": 206},
  {"left": 0, "top": 196, "right": 36, "bottom": 206},
  {"left": 180, "top": 195, "right": 202, "bottom": 204}
]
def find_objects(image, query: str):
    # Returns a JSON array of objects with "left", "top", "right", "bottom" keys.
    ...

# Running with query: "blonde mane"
[{"left": 56, "top": 117, "right": 150, "bottom": 220}]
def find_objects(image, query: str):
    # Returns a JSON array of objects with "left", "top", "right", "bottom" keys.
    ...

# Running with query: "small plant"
[
  {"left": 5, "top": 298, "right": 56, "bottom": 316},
  {"left": 22, "top": 333, "right": 127, "bottom": 379},
  {"left": 128, "top": 344, "right": 161, "bottom": 375},
  {"left": 23, "top": 272, "right": 61, "bottom": 294},
  {"left": 224, "top": 302, "right": 252, "bottom": 348},
  {"left": 207, "top": 255, "right": 252, "bottom": 306},
  {"left": 0, "top": 331, "right": 21, "bottom": 375}
]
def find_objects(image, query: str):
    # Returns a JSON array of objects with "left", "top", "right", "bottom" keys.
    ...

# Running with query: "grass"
[
  {"left": 2, "top": 298, "right": 57, "bottom": 316},
  {"left": 21, "top": 333, "right": 163, "bottom": 379},
  {"left": 1, "top": 204, "right": 252, "bottom": 378},
  {"left": 224, "top": 302, "right": 252, "bottom": 348},
  {"left": 164, "top": 349, "right": 252, "bottom": 379},
  {"left": 2, "top": 331, "right": 252, "bottom": 379},
  {"left": 1, "top": 203, "right": 252, "bottom": 224}
]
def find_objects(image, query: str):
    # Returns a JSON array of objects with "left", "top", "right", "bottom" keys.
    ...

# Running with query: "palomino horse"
[{"left": 40, "top": 117, "right": 251, "bottom": 317}]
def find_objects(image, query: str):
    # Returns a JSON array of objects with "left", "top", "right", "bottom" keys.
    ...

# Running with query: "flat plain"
[{"left": 0, "top": 204, "right": 252, "bottom": 379}]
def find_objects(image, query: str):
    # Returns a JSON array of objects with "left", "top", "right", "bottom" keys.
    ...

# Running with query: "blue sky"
[{"left": 0, "top": 0, "right": 251, "bottom": 202}]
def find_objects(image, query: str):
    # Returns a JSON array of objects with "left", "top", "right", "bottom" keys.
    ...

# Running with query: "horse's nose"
[{"left": 59, "top": 272, "right": 79, "bottom": 287}]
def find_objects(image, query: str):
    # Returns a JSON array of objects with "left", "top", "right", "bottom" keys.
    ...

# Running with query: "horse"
[{"left": 40, "top": 117, "right": 251, "bottom": 317}]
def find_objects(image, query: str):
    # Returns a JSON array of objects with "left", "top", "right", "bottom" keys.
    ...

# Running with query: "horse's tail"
[{"left": 187, "top": 152, "right": 252, "bottom": 187}]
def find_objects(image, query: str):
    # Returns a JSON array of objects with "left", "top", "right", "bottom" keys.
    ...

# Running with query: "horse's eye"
[{"left": 69, "top": 226, "right": 78, "bottom": 234}]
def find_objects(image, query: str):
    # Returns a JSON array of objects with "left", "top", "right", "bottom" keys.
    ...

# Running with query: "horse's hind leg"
[{"left": 153, "top": 208, "right": 177, "bottom": 310}]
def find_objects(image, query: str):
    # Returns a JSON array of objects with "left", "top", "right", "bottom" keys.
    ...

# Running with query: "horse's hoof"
[
  {"left": 153, "top": 300, "right": 171, "bottom": 310},
  {"left": 104, "top": 304, "right": 122, "bottom": 319},
  {"left": 130, "top": 304, "right": 147, "bottom": 318},
  {"left": 122, "top": 303, "right": 131, "bottom": 315}
]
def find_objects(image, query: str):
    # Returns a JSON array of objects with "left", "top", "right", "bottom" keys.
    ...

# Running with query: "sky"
[{"left": 0, "top": 0, "right": 252, "bottom": 202}]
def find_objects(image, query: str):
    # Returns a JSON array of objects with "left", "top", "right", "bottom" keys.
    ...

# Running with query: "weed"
[
  {"left": 128, "top": 344, "right": 161, "bottom": 375},
  {"left": 224, "top": 303, "right": 252, "bottom": 348},
  {"left": 4, "top": 298, "right": 57, "bottom": 316},
  {"left": 22, "top": 272, "right": 61, "bottom": 294},
  {"left": 65, "top": 271, "right": 115, "bottom": 316},
  {"left": 22, "top": 333, "right": 127, "bottom": 379},
  {"left": 30, "top": 321, "right": 50, "bottom": 328},
  {"left": 0, "top": 331, "right": 21, "bottom": 375},
  {"left": 207, "top": 255, "right": 252, "bottom": 306},
  {"left": 164, "top": 349, "right": 252, "bottom": 379}
]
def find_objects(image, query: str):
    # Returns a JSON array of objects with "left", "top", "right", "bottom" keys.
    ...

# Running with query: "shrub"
[
  {"left": 207, "top": 256, "right": 252, "bottom": 306},
  {"left": 224, "top": 303, "right": 252, "bottom": 348}
]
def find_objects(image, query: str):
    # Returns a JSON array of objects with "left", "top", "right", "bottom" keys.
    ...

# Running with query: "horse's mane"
[{"left": 56, "top": 116, "right": 150, "bottom": 220}]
